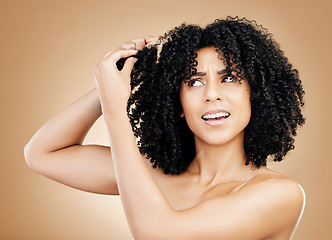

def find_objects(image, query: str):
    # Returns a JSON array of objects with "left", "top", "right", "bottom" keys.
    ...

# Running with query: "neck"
[{"left": 187, "top": 132, "right": 254, "bottom": 185}]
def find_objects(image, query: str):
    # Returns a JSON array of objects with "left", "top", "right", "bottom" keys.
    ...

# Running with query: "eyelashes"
[
  {"left": 223, "top": 75, "right": 236, "bottom": 83},
  {"left": 187, "top": 75, "right": 236, "bottom": 87},
  {"left": 187, "top": 79, "right": 203, "bottom": 87}
]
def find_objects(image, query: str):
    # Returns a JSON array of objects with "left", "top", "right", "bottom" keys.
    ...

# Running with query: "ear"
[{"left": 180, "top": 112, "right": 185, "bottom": 118}]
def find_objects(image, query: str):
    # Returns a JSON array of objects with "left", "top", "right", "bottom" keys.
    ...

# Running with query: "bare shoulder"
[
  {"left": 244, "top": 170, "right": 304, "bottom": 203},
  {"left": 248, "top": 170, "right": 304, "bottom": 199},
  {"left": 238, "top": 170, "right": 305, "bottom": 226}
]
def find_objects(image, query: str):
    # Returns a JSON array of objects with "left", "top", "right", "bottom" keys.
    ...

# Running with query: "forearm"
[
  {"left": 25, "top": 88, "right": 102, "bottom": 156},
  {"left": 94, "top": 38, "right": 174, "bottom": 238},
  {"left": 105, "top": 113, "right": 174, "bottom": 238}
]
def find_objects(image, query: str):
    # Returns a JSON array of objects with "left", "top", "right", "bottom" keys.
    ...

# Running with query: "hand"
[{"left": 93, "top": 37, "right": 157, "bottom": 117}]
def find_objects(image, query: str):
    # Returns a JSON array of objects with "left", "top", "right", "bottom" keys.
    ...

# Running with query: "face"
[{"left": 180, "top": 46, "right": 251, "bottom": 146}]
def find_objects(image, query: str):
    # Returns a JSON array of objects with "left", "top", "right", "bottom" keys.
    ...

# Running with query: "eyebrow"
[{"left": 191, "top": 69, "right": 231, "bottom": 77}]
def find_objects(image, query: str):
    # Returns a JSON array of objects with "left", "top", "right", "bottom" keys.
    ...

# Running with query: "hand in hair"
[{"left": 93, "top": 37, "right": 156, "bottom": 117}]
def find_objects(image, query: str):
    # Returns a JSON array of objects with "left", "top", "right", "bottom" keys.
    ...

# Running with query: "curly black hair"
[{"left": 126, "top": 16, "right": 305, "bottom": 175}]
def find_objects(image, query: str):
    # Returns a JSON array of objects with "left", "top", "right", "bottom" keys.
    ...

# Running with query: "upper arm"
[
  {"left": 144, "top": 178, "right": 305, "bottom": 240},
  {"left": 24, "top": 144, "right": 119, "bottom": 195}
]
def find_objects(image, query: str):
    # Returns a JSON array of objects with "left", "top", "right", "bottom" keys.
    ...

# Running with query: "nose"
[{"left": 205, "top": 80, "right": 223, "bottom": 102}]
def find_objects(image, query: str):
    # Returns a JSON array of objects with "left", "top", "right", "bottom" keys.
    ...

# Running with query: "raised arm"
[
  {"left": 24, "top": 88, "right": 118, "bottom": 195},
  {"left": 95, "top": 41, "right": 305, "bottom": 239},
  {"left": 24, "top": 36, "right": 157, "bottom": 195}
]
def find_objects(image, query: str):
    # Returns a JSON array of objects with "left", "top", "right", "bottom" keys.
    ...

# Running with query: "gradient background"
[{"left": 1, "top": 0, "right": 331, "bottom": 239}]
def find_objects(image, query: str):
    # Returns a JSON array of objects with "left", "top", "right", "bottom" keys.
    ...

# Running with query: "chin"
[{"left": 194, "top": 131, "right": 244, "bottom": 147}]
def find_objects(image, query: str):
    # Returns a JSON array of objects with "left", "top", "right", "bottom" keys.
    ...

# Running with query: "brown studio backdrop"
[{"left": 1, "top": 0, "right": 331, "bottom": 239}]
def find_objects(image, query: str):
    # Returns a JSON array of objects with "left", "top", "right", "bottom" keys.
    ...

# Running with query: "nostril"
[{"left": 206, "top": 97, "right": 221, "bottom": 102}]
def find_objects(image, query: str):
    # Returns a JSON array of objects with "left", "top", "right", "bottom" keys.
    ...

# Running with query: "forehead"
[{"left": 195, "top": 46, "right": 226, "bottom": 70}]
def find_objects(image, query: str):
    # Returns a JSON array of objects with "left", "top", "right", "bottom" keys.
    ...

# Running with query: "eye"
[
  {"left": 222, "top": 75, "right": 236, "bottom": 83},
  {"left": 188, "top": 79, "right": 204, "bottom": 87}
]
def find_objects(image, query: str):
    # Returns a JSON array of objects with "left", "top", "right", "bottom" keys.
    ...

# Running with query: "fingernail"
[{"left": 147, "top": 36, "right": 156, "bottom": 42}]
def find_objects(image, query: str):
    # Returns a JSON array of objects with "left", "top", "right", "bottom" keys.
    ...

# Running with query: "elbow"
[
  {"left": 24, "top": 141, "right": 39, "bottom": 170},
  {"left": 24, "top": 135, "right": 46, "bottom": 170},
  {"left": 24, "top": 142, "right": 33, "bottom": 168}
]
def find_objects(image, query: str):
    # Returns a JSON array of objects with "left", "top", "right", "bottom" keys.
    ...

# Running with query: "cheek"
[
  {"left": 179, "top": 92, "right": 200, "bottom": 129},
  {"left": 228, "top": 87, "right": 251, "bottom": 121},
  {"left": 237, "top": 82, "right": 251, "bottom": 112},
  {"left": 179, "top": 86, "right": 192, "bottom": 115},
  {"left": 241, "top": 92, "right": 251, "bottom": 123},
  {"left": 240, "top": 89, "right": 251, "bottom": 108},
  {"left": 180, "top": 95, "right": 194, "bottom": 117}
]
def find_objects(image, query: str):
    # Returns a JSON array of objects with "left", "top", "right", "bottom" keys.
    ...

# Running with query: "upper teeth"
[{"left": 203, "top": 112, "right": 230, "bottom": 120}]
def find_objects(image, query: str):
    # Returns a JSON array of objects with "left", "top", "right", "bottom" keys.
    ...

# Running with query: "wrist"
[
  {"left": 86, "top": 88, "right": 103, "bottom": 117},
  {"left": 103, "top": 107, "right": 129, "bottom": 122}
]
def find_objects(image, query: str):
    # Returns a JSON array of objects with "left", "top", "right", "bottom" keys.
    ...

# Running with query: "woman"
[{"left": 24, "top": 17, "right": 305, "bottom": 239}]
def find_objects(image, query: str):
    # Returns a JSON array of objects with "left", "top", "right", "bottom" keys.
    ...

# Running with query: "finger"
[
  {"left": 145, "top": 36, "right": 156, "bottom": 43},
  {"left": 131, "top": 38, "right": 145, "bottom": 50},
  {"left": 145, "top": 36, "right": 159, "bottom": 47},
  {"left": 102, "top": 50, "right": 114, "bottom": 60},
  {"left": 105, "top": 49, "right": 138, "bottom": 66},
  {"left": 120, "top": 42, "right": 136, "bottom": 50},
  {"left": 122, "top": 57, "right": 137, "bottom": 73}
]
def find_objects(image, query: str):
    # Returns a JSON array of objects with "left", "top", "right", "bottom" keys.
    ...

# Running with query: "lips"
[{"left": 201, "top": 109, "right": 230, "bottom": 126}]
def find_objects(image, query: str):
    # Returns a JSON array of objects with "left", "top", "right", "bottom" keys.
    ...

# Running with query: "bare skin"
[{"left": 24, "top": 38, "right": 305, "bottom": 240}]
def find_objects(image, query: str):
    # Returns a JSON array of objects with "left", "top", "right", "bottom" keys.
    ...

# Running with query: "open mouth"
[{"left": 202, "top": 112, "right": 230, "bottom": 121}]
